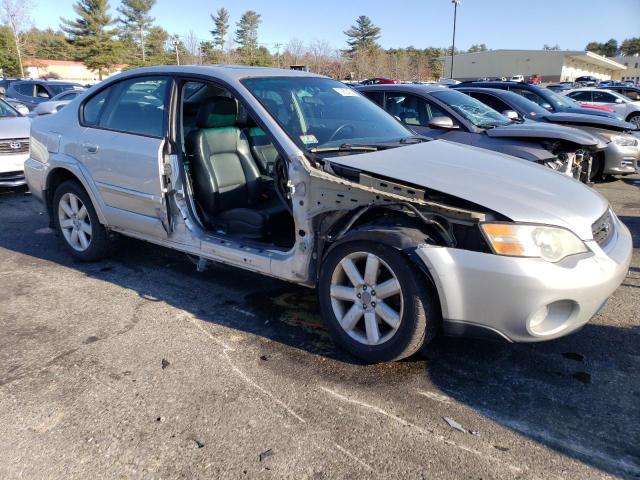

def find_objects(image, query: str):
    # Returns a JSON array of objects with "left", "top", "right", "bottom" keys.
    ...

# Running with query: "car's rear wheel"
[
  {"left": 318, "top": 241, "right": 438, "bottom": 363},
  {"left": 53, "top": 180, "right": 114, "bottom": 261}
]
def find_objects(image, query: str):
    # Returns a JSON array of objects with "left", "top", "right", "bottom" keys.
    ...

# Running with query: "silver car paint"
[
  {"left": 24, "top": 65, "right": 633, "bottom": 343},
  {"left": 330, "top": 140, "right": 607, "bottom": 240}
]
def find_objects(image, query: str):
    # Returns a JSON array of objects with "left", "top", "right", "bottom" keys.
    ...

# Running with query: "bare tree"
[
  {"left": 1, "top": 0, "right": 33, "bottom": 77},
  {"left": 308, "top": 39, "right": 332, "bottom": 75},
  {"left": 285, "top": 37, "right": 305, "bottom": 65},
  {"left": 184, "top": 30, "right": 201, "bottom": 64}
]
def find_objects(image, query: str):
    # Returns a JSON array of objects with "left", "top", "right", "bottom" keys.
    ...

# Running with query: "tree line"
[
  {"left": 0, "top": 0, "right": 458, "bottom": 81},
  {"left": 585, "top": 38, "right": 640, "bottom": 57}
]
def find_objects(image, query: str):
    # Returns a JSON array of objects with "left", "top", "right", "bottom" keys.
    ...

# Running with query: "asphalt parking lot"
[{"left": 0, "top": 176, "right": 639, "bottom": 480}]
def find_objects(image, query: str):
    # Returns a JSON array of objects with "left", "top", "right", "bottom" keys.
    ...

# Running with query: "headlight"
[
  {"left": 602, "top": 133, "right": 638, "bottom": 147},
  {"left": 481, "top": 223, "right": 588, "bottom": 262}
]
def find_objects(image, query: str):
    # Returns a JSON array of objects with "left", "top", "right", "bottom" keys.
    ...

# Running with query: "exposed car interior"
[{"left": 179, "top": 81, "right": 294, "bottom": 248}]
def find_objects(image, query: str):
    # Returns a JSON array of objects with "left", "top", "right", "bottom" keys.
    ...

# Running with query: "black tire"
[
  {"left": 626, "top": 112, "right": 640, "bottom": 127},
  {"left": 52, "top": 180, "right": 115, "bottom": 261},
  {"left": 318, "top": 241, "right": 438, "bottom": 363}
]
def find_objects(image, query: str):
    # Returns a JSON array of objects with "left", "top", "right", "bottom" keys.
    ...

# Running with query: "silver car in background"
[
  {"left": 0, "top": 98, "right": 30, "bottom": 187},
  {"left": 31, "top": 88, "right": 85, "bottom": 116},
  {"left": 24, "top": 66, "right": 632, "bottom": 362},
  {"left": 564, "top": 88, "right": 640, "bottom": 126}
]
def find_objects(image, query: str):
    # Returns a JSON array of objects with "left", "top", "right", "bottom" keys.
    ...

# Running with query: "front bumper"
[
  {"left": 602, "top": 142, "right": 639, "bottom": 175},
  {"left": 0, "top": 153, "right": 28, "bottom": 187},
  {"left": 415, "top": 214, "right": 632, "bottom": 342}
]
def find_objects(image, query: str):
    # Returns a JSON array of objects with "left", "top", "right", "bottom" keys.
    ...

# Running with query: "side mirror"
[
  {"left": 615, "top": 98, "right": 624, "bottom": 104},
  {"left": 428, "top": 116, "right": 457, "bottom": 129},
  {"left": 17, "top": 105, "right": 29, "bottom": 116},
  {"left": 541, "top": 102, "right": 553, "bottom": 111},
  {"left": 502, "top": 110, "right": 520, "bottom": 121}
]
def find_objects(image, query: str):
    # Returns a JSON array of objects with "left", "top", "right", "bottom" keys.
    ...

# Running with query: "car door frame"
[{"left": 77, "top": 74, "right": 174, "bottom": 238}]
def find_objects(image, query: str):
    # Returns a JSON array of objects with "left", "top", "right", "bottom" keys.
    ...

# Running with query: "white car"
[
  {"left": 0, "top": 98, "right": 30, "bottom": 187},
  {"left": 564, "top": 88, "right": 640, "bottom": 126},
  {"left": 510, "top": 75, "right": 525, "bottom": 82}
]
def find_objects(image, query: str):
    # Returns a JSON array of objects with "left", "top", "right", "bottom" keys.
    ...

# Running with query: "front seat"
[{"left": 186, "top": 96, "right": 282, "bottom": 237}]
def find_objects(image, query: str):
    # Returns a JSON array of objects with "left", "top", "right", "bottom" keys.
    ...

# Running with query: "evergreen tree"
[
  {"left": 117, "top": 0, "right": 156, "bottom": 64},
  {"left": 235, "top": 10, "right": 261, "bottom": 64},
  {"left": 61, "top": 0, "right": 120, "bottom": 79},
  {"left": 344, "top": 15, "right": 380, "bottom": 54},
  {"left": 210, "top": 7, "right": 229, "bottom": 50},
  {"left": 621, "top": 37, "right": 640, "bottom": 56}
]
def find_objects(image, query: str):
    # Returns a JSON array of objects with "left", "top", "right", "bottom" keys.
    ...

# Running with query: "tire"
[
  {"left": 52, "top": 180, "right": 114, "bottom": 261},
  {"left": 318, "top": 241, "right": 438, "bottom": 363},
  {"left": 626, "top": 113, "right": 640, "bottom": 127}
]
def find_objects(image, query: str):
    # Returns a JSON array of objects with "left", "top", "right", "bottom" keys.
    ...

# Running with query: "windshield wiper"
[
  {"left": 399, "top": 135, "right": 430, "bottom": 144},
  {"left": 308, "top": 143, "right": 379, "bottom": 154}
]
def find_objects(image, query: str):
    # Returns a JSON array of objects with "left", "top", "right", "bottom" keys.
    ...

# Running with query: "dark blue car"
[{"left": 453, "top": 81, "right": 620, "bottom": 119}]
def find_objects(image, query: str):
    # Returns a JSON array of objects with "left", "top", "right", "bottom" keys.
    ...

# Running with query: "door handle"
[{"left": 83, "top": 143, "right": 98, "bottom": 153}]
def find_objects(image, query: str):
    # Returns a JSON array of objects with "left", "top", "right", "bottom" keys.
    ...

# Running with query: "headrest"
[{"left": 196, "top": 96, "right": 238, "bottom": 128}]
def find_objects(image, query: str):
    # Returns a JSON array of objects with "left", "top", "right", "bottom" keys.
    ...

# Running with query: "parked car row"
[{"left": 12, "top": 65, "right": 632, "bottom": 363}]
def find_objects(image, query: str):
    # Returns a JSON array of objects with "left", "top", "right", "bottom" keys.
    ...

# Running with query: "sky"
[{"left": 29, "top": 0, "right": 640, "bottom": 53}]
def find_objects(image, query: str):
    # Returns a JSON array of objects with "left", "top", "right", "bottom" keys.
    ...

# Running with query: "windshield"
[
  {"left": 0, "top": 98, "right": 18, "bottom": 117},
  {"left": 502, "top": 91, "right": 549, "bottom": 116},
  {"left": 242, "top": 76, "right": 412, "bottom": 151},
  {"left": 544, "top": 89, "right": 580, "bottom": 109},
  {"left": 431, "top": 89, "right": 511, "bottom": 127},
  {"left": 48, "top": 83, "right": 82, "bottom": 96}
]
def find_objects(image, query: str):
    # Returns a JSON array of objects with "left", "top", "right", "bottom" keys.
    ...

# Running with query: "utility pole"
[
  {"left": 450, "top": 0, "right": 461, "bottom": 79},
  {"left": 172, "top": 36, "right": 180, "bottom": 65},
  {"left": 274, "top": 43, "right": 282, "bottom": 68}
]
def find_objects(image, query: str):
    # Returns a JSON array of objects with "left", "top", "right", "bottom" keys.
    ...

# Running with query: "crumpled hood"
[
  {"left": 0, "top": 116, "right": 30, "bottom": 139},
  {"left": 329, "top": 140, "right": 607, "bottom": 239},
  {"left": 543, "top": 112, "right": 637, "bottom": 132},
  {"left": 485, "top": 121, "right": 602, "bottom": 147}
]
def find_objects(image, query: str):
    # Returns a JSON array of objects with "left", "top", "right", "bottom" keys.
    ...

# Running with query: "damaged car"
[
  {"left": 25, "top": 66, "right": 632, "bottom": 362},
  {"left": 357, "top": 84, "right": 606, "bottom": 182},
  {"left": 456, "top": 87, "right": 640, "bottom": 179}
]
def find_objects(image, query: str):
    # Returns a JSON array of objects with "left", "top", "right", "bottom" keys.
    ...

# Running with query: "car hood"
[
  {"left": 565, "top": 106, "right": 618, "bottom": 118},
  {"left": 542, "top": 112, "right": 638, "bottom": 132},
  {"left": 0, "top": 115, "right": 30, "bottom": 138},
  {"left": 484, "top": 121, "right": 602, "bottom": 147},
  {"left": 329, "top": 140, "right": 607, "bottom": 239}
]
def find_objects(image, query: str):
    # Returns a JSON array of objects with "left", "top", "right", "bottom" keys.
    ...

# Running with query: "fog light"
[{"left": 527, "top": 300, "right": 577, "bottom": 336}]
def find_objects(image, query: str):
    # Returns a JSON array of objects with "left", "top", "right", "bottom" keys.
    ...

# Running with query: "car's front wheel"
[
  {"left": 318, "top": 241, "right": 438, "bottom": 363},
  {"left": 626, "top": 112, "right": 640, "bottom": 127},
  {"left": 53, "top": 180, "right": 114, "bottom": 261}
]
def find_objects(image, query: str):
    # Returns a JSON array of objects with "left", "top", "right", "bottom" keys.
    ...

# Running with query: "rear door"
[
  {"left": 78, "top": 76, "right": 173, "bottom": 237},
  {"left": 591, "top": 90, "right": 626, "bottom": 117}
]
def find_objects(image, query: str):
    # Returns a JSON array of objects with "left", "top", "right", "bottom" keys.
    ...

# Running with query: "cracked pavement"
[{"left": 0, "top": 175, "right": 639, "bottom": 479}]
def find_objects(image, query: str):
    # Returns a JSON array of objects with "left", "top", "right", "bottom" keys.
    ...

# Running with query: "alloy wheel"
[
  {"left": 329, "top": 251, "right": 403, "bottom": 346},
  {"left": 58, "top": 192, "right": 92, "bottom": 252}
]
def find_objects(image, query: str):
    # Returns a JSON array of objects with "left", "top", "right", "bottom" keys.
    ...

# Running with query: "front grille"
[
  {"left": 0, "top": 138, "right": 29, "bottom": 154},
  {"left": 0, "top": 171, "right": 24, "bottom": 179},
  {"left": 592, "top": 210, "right": 615, "bottom": 247}
]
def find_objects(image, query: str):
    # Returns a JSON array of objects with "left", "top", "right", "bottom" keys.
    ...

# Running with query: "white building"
[
  {"left": 440, "top": 49, "right": 627, "bottom": 82},
  {"left": 610, "top": 54, "right": 640, "bottom": 84}
]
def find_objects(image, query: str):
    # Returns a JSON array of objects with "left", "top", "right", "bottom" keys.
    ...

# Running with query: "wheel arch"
[
  {"left": 45, "top": 166, "right": 107, "bottom": 228},
  {"left": 625, "top": 111, "right": 640, "bottom": 123},
  {"left": 317, "top": 221, "right": 443, "bottom": 320}
]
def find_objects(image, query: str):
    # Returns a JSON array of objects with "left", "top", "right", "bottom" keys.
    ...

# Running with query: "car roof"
[
  {"left": 106, "top": 64, "right": 323, "bottom": 85},
  {"left": 356, "top": 83, "right": 448, "bottom": 94},
  {"left": 456, "top": 81, "right": 536, "bottom": 89}
]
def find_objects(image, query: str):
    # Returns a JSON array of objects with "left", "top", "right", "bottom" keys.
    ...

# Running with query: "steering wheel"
[{"left": 328, "top": 123, "right": 356, "bottom": 143}]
